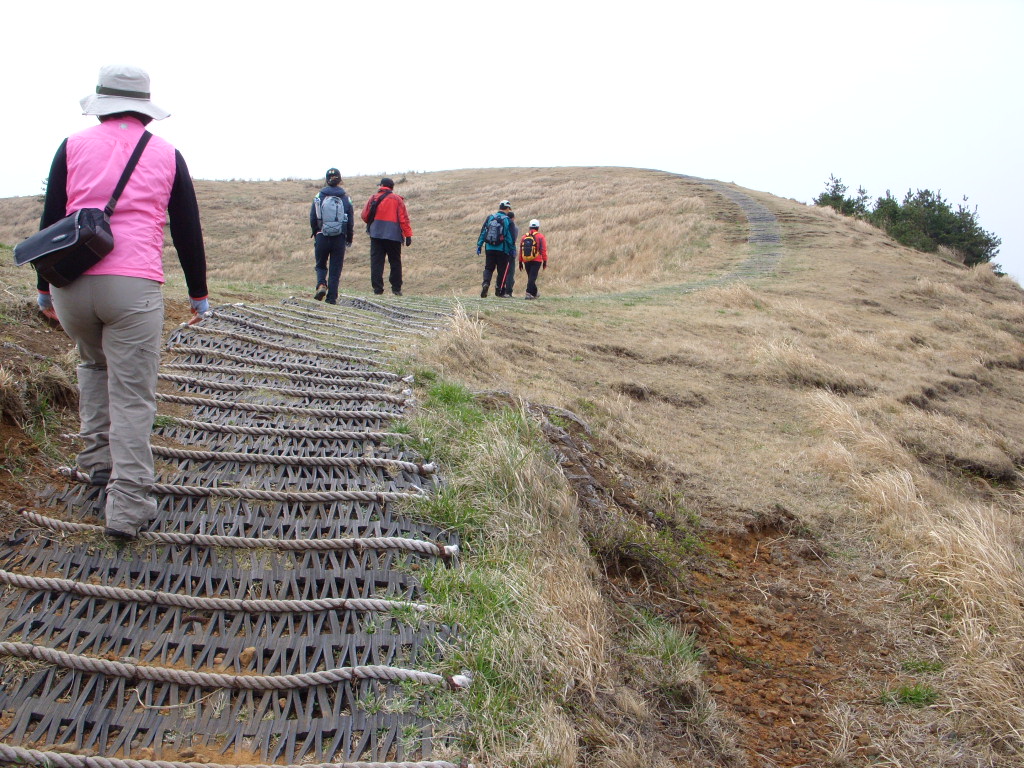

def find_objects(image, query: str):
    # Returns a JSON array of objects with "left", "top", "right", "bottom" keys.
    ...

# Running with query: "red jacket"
[
  {"left": 519, "top": 229, "right": 548, "bottom": 265},
  {"left": 361, "top": 186, "right": 413, "bottom": 241}
]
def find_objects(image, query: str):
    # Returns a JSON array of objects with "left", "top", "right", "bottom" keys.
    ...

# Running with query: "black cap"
[
  {"left": 326, "top": 168, "right": 341, "bottom": 183},
  {"left": 379, "top": 177, "right": 395, "bottom": 189}
]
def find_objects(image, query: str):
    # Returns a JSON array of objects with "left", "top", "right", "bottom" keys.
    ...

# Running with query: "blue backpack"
[
  {"left": 484, "top": 213, "right": 507, "bottom": 246},
  {"left": 316, "top": 194, "right": 347, "bottom": 236}
]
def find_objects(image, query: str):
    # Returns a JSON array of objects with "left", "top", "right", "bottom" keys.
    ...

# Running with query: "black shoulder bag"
[
  {"left": 14, "top": 132, "right": 153, "bottom": 288},
  {"left": 364, "top": 189, "right": 392, "bottom": 232}
]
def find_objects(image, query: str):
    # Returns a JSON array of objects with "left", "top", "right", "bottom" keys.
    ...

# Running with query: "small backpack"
[
  {"left": 484, "top": 213, "right": 507, "bottom": 246},
  {"left": 521, "top": 232, "right": 539, "bottom": 261},
  {"left": 316, "top": 194, "right": 347, "bottom": 236}
]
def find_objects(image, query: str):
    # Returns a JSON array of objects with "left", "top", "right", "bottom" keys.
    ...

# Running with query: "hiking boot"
[
  {"left": 104, "top": 526, "right": 137, "bottom": 542},
  {"left": 392, "top": 290, "right": 402, "bottom": 297},
  {"left": 314, "top": 284, "right": 328, "bottom": 301},
  {"left": 480, "top": 284, "right": 488, "bottom": 298},
  {"left": 524, "top": 293, "right": 536, "bottom": 300}
]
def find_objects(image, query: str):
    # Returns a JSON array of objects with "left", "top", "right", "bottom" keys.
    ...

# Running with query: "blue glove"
[
  {"left": 37, "top": 292, "right": 53, "bottom": 311},
  {"left": 476, "top": 246, "right": 482, "bottom": 256},
  {"left": 189, "top": 296, "right": 210, "bottom": 315}
]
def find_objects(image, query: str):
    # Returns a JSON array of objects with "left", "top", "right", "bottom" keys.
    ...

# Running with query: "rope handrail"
[
  {"left": 159, "top": 364, "right": 402, "bottom": 392},
  {"left": 221, "top": 304, "right": 400, "bottom": 344},
  {"left": 157, "top": 374, "right": 411, "bottom": 405},
  {"left": 285, "top": 297, "right": 439, "bottom": 332},
  {"left": 206, "top": 311, "right": 383, "bottom": 356},
  {"left": 265, "top": 299, "right": 426, "bottom": 336},
  {"left": 164, "top": 345, "right": 407, "bottom": 381},
  {"left": 150, "top": 446, "right": 435, "bottom": 475},
  {"left": 148, "top": 418, "right": 405, "bottom": 441},
  {"left": 0, "top": 744, "right": 471, "bottom": 768},
  {"left": 0, "top": 641, "right": 472, "bottom": 690},
  {"left": 155, "top": 393, "right": 398, "bottom": 419},
  {"left": 177, "top": 325, "right": 383, "bottom": 367},
  {"left": 234, "top": 303, "right": 404, "bottom": 341},
  {"left": 0, "top": 568, "right": 428, "bottom": 614},
  {"left": 54, "top": 471, "right": 428, "bottom": 503},
  {"left": 20, "top": 508, "right": 457, "bottom": 558}
]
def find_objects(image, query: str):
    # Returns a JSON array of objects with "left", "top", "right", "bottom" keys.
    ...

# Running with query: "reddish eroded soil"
[
  {"left": 692, "top": 524, "right": 899, "bottom": 766},
  {"left": 541, "top": 408, "right": 910, "bottom": 767}
]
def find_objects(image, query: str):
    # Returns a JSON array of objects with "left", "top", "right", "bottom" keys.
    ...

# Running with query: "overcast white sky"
[{"left": 3, "top": 0, "right": 1022, "bottom": 283}]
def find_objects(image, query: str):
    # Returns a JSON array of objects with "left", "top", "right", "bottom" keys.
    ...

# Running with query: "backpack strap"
[
  {"left": 103, "top": 131, "right": 152, "bottom": 219},
  {"left": 367, "top": 189, "right": 392, "bottom": 225}
]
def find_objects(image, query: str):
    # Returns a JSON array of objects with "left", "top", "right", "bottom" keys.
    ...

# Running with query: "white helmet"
[{"left": 529, "top": 219, "right": 540, "bottom": 228}]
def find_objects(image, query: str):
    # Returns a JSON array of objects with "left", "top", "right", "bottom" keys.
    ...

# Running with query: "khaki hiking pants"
[{"left": 52, "top": 275, "right": 163, "bottom": 536}]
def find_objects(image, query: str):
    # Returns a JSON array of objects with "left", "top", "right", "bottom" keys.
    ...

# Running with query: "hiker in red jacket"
[
  {"left": 360, "top": 177, "right": 413, "bottom": 296},
  {"left": 518, "top": 219, "right": 548, "bottom": 299}
]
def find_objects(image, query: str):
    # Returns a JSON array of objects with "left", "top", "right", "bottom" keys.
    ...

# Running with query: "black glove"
[
  {"left": 405, "top": 237, "right": 412, "bottom": 247},
  {"left": 346, "top": 240, "right": 353, "bottom": 247},
  {"left": 518, "top": 262, "right": 523, "bottom": 271}
]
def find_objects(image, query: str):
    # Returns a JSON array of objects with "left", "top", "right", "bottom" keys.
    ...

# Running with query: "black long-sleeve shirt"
[{"left": 38, "top": 139, "right": 208, "bottom": 299}]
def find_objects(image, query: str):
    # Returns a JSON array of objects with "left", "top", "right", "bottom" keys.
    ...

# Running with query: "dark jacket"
[
  {"left": 361, "top": 187, "right": 413, "bottom": 242},
  {"left": 310, "top": 185, "right": 355, "bottom": 242},
  {"left": 477, "top": 211, "right": 516, "bottom": 256}
]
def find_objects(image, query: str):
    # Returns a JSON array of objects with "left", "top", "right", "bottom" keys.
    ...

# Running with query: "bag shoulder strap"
[
  {"left": 104, "top": 131, "right": 153, "bottom": 219},
  {"left": 367, "top": 189, "right": 392, "bottom": 223}
]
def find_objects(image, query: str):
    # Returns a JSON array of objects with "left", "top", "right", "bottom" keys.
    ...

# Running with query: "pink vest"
[{"left": 65, "top": 117, "right": 176, "bottom": 282}]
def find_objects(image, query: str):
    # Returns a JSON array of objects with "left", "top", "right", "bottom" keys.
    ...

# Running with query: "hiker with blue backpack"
[
  {"left": 477, "top": 200, "right": 517, "bottom": 298},
  {"left": 309, "top": 167, "right": 354, "bottom": 304}
]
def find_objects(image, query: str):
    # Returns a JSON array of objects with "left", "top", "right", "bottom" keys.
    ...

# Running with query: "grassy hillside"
[{"left": 2, "top": 167, "right": 1023, "bottom": 767}]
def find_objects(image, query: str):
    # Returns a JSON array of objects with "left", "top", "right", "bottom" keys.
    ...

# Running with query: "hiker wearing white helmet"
[{"left": 518, "top": 219, "right": 548, "bottom": 299}]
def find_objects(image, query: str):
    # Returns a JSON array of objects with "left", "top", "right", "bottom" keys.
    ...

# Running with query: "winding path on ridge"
[{"left": 687, "top": 177, "right": 784, "bottom": 285}]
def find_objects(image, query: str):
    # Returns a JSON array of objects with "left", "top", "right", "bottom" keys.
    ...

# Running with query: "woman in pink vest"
[{"left": 35, "top": 64, "right": 209, "bottom": 540}]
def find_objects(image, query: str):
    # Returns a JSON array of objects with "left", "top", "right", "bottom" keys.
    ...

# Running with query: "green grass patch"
[
  {"left": 882, "top": 683, "right": 940, "bottom": 708},
  {"left": 399, "top": 371, "right": 585, "bottom": 762},
  {"left": 628, "top": 611, "right": 700, "bottom": 667},
  {"left": 900, "top": 658, "right": 944, "bottom": 674}
]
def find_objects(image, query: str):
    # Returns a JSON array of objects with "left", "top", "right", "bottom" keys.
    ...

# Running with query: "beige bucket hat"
[{"left": 79, "top": 64, "right": 170, "bottom": 120}]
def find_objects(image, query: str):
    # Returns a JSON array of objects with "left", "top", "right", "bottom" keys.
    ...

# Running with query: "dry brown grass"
[
  {"left": 411, "top": 180, "right": 1024, "bottom": 764},
  {"left": 809, "top": 386, "right": 1024, "bottom": 756},
  {"left": 0, "top": 168, "right": 736, "bottom": 300},
  {"left": 4, "top": 165, "right": 1024, "bottom": 766}
]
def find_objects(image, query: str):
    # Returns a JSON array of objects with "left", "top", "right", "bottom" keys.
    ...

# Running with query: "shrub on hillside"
[
  {"left": 814, "top": 176, "right": 1002, "bottom": 269},
  {"left": 814, "top": 175, "right": 870, "bottom": 218}
]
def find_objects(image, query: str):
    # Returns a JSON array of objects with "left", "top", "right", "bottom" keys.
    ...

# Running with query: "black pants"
[
  {"left": 482, "top": 250, "right": 512, "bottom": 295},
  {"left": 369, "top": 238, "right": 403, "bottom": 294},
  {"left": 314, "top": 233, "right": 347, "bottom": 304},
  {"left": 523, "top": 261, "right": 543, "bottom": 297}
]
